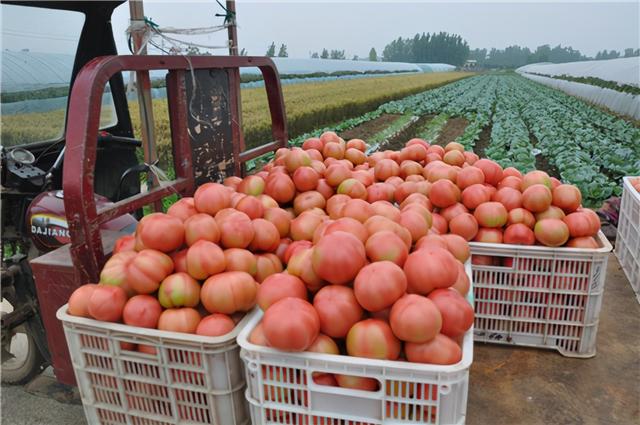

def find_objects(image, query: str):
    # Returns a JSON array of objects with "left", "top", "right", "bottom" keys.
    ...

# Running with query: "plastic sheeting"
[
  {"left": 521, "top": 73, "right": 640, "bottom": 120},
  {"left": 245, "top": 58, "right": 423, "bottom": 75},
  {"left": 517, "top": 57, "right": 640, "bottom": 87},
  {"left": 416, "top": 63, "right": 457, "bottom": 73},
  {"left": 1, "top": 51, "right": 74, "bottom": 92}
]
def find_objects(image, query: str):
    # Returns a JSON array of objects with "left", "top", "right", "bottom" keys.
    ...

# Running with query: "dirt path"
[
  {"left": 382, "top": 115, "right": 433, "bottom": 151},
  {"left": 530, "top": 133, "right": 561, "bottom": 179},
  {"left": 339, "top": 114, "right": 402, "bottom": 141},
  {"left": 472, "top": 125, "right": 492, "bottom": 158},
  {"left": 435, "top": 117, "right": 469, "bottom": 146}
]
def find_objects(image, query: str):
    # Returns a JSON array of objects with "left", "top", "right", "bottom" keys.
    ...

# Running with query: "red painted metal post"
[{"left": 63, "top": 55, "right": 287, "bottom": 283}]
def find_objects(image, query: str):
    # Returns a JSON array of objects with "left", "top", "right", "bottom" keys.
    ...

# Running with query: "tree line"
[
  {"left": 263, "top": 36, "right": 639, "bottom": 69},
  {"left": 468, "top": 45, "right": 640, "bottom": 68}
]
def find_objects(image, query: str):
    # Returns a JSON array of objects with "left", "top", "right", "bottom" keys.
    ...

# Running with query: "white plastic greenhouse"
[
  {"left": 416, "top": 63, "right": 457, "bottom": 73},
  {"left": 517, "top": 57, "right": 640, "bottom": 119},
  {"left": 243, "top": 57, "right": 423, "bottom": 75},
  {"left": 517, "top": 57, "right": 639, "bottom": 87}
]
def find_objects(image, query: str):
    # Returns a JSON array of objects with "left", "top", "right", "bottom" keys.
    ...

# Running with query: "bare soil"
[
  {"left": 382, "top": 115, "right": 434, "bottom": 151},
  {"left": 339, "top": 114, "right": 402, "bottom": 142},
  {"left": 530, "top": 133, "right": 561, "bottom": 179},
  {"left": 434, "top": 117, "right": 469, "bottom": 146},
  {"left": 472, "top": 125, "right": 492, "bottom": 158}
]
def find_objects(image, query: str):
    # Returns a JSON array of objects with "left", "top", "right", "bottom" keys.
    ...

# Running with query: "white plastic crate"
[
  {"left": 57, "top": 305, "right": 251, "bottom": 425},
  {"left": 615, "top": 176, "right": 640, "bottom": 303},
  {"left": 237, "top": 264, "right": 474, "bottom": 425},
  {"left": 469, "top": 231, "right": 612, "bottom": 358}
]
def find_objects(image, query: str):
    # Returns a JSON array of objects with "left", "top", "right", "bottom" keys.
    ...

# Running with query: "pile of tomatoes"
[{"left": 67, "top": 130, "right": 597, "bottom": 366}]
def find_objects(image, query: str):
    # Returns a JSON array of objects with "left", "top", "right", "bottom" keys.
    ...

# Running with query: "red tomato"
[
  {"left": 257, "top": 273, "right": 308, "bottom": 311},
  {"left": 456, "top": 166, "right": 485, "bottom": 189},
  {"left": 184, "top": 213, "right": 220, "bottom": 246},
  {"left": 196, "top": 314, "right": 235, "bottom": 336},
  {"left": 474, "top": 159, "right": 503, "bottom": 186},
  {"left": 405, "top": 334, "right": 462, "bottom": 365},
  {"left": 224, "top": 248, "right": 257, "bottom": 276},
  {"left": 186, "top": 240, "right": 226, "bottom": 280},
  {"left": 254, "top": 253, "right": 283, "bottom": 283},
  {"left": 157, "top": 308, "right": 201, "bottom": 333},
  {"left": 135, "top": 213, "right": 185, "bottom": 253},
  {"left": 389, "top": 294, "right": 442, "bottom": 343},
  {"left": 263, "top": 208, "right": 292, "bottom": 238},
  {"left": 237, "top": 175, "right": 265, "bottom": 196},
  {"left": 262, "top": 298, "right": 320, "bottom": 351},
  {"left": 200, "top": 271, "right": 257, "bottom": 314},
  {"left": 68, "top": 284, "right": 98, "bottom": 318},
  {"left": 429, "top": 179, "right": 461, "bottom": 208},
  {"left": 534, "top": 219, "right": 570, "bottom": 247},
  {"left": 88, "top": 285, "right": 128, "bottom": 322},
  {"left": 428, "top": 289, "right": 474, "bottom": 338},
  {"left": 265, "top": 173, "right": 296, "bottom": 204},
  {"left": 365, "top": 231, "right": 408, "bottom": 266},
  {"left": 127, "top": 249, "right": 174, "bottom": 295},
  {"left": 123, "top": 295, "right": 162, "bottom": 328},
  {"left": 311, "top": 231, "right": 366, "bottom": 285},
  {"left": 403, "top": 247, "right": 459, "bottom": 294},
  {"left": 346, "top": 319, "right": 401, "bottom": 360},
  {"left": 441, "top": 234, "right": 470, "bottom": 263},
  {"left": 194, "top": 182, "right": 231, "bottom": 215},
  {"left": 158, "top": 272, "right": 200, "bottom": 308},
  {"left": 451, "top": 262, "right": 470, "bottom": 297},
  {"left": 522, "top": 170, "right": 552, "bottom": 190},
  {"left": 167, "top": 197, "right": 197, "bottom": 222},
  {"left": 522, "top": 184, "right": 552, "bottom": 213},
  {"left": 306, "top": 334, "right": 340, "bottom": 355},
  {"left": 503, "top": 223, "right": 536, "bottom": 245},
  {"left": 248, "top": 322, "right": 270, "bottom": 346},
  {"left": 249, "top": 219, "right": 280, "bottom": 252},
  {"left": 100, "top": 251, "right": 137, "bottom": 296},
  {"left": 552, "top": 184, "right": 582, "bottom": 213},
  {"left": 461, "top": 184, "right": 491, "bottom": 210},
  {"left": 313, "top": 285, "right": 363, "bottom": 338},
  {"left": 564, "top": 211, "right": 600, "bottom": 238},
  {"left": 492, "top": 187, "right": 523, "bottom": 211},
  {"left": 474, "top": 202, "right": 508, "bottom": 228},
  {"left": 354, "top": 261, "right": 407, "bottom": 312},
  {"left": 237, "top": 196, "right": 265, "bottom": 220},
  {"left": 448, "top": 213, "right": 479, "bottom": 241}
]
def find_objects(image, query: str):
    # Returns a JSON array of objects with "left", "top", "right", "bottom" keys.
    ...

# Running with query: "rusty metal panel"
[{"left": 183, "top": 69, "right": 236, "bottom": 185}]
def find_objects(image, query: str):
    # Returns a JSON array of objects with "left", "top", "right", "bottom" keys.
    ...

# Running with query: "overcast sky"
[{"left": 2, "top": 1, "right": 639, "bottom": 59}]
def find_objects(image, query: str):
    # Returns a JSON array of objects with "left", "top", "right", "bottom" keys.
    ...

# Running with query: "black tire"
[{"left": 2, "top": 323, "right": 46, "bottom": 385}]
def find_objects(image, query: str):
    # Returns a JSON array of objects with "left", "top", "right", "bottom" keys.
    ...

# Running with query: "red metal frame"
[{"left": 63, "top": 55, "right": 287, "bottom": 284}]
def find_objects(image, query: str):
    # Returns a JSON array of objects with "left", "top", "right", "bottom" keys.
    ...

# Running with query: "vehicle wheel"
[{"left": 1, "top": 302, "right": 46, "bottom": 385}]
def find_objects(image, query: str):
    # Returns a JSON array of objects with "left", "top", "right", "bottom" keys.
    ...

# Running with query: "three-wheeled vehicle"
[{"left": 1, "top": 0, "right": 287, "bottom": 386}]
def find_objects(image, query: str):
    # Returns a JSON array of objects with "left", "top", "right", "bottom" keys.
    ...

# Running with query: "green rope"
[
  {"left": 144, "top": 16, "right": 160, "bottom": 29},
  {"left": 215, "top": 0, "right": 236, "bottom": 25}
]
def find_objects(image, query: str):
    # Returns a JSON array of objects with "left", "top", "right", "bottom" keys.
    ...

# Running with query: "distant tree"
[
  {"left": 320, "top": 48, "right": 329, "bottom": 59},
  {"left": 595, "top": 49, "right": 621, "bottom": 60},
  {"left": 352, "top": 55, "right": 359, "bottom": 61},
  {"left": 186, "top": 46, "right": 212, "bottom": 56},
  {"left": 239, "top": 48, "right": 248, "bottom": 56},
  {"left": 330, "top": 49, "right": 346, "bottom": 60},
  {"left": 311, "top": 52, "right": 319, "bottom": 58},
  {"left": 381, "top": 32, "right": 469, "bottom": 66},
  {"left": 369, "top": 48, "right": 378, "bottom": 61},
  {"left": 624, "top": 48, "right": 635, "bottom": 57},
  {"left": 266, "top": 42, "right": 276, "bottom": 57},
  {"left": 277, "top": 44, "right": 288, "bottom": 57}
]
